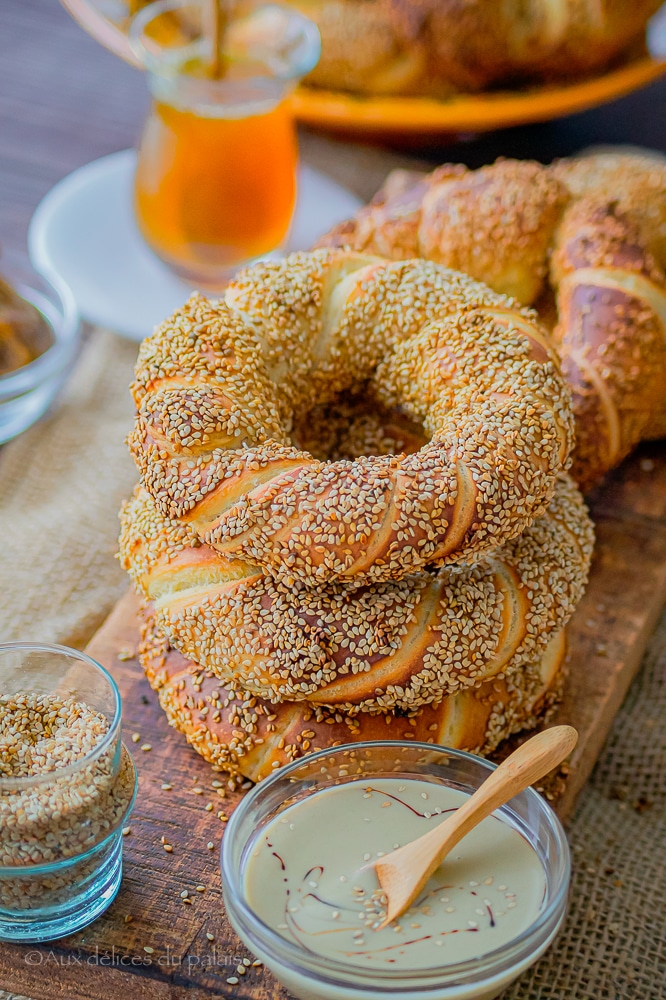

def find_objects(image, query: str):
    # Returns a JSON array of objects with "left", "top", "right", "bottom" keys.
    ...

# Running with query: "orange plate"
[{"left": 290, "top": 57, "right": 666, "bottom": 138}]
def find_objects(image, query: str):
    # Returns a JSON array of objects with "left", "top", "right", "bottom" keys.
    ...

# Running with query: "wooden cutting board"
[{"left": 2, "top": 442, "right": 666, "bottom": 1000}]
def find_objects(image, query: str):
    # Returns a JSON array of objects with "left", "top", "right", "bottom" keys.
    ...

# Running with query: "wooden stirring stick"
[
  {"left": 209, "top": 0, "right": 228, "bottom": 78},
  {"left": 374, "top": 725, "right": 578, "bottom": 928}
]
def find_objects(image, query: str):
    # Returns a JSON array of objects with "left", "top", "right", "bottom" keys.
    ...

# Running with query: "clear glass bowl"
[
  {"left": 0, "top": 273, "right": 81, "bottom": 444},
  {"left": 0, "top": 642, "right": 137, "bottom": 942},
  {"left": 222, "top": 741, "right": 570, "bottom": 1000}
]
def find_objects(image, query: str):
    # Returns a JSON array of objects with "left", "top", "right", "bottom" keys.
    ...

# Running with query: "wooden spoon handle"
[
  {"left": 433, "top": 724, "right": 578, "bottom": 854},
  {"left": 375, "top": 725, "right": 578, "bottom": 926}
]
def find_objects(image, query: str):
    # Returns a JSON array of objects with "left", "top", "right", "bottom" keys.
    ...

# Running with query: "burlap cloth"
[{"left": 0, "top": 327, "right": 664, "bottom": 999}]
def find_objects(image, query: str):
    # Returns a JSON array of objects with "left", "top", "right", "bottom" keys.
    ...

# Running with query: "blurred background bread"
[
  {"left": 99, "top": 0, "right": 664, "bottom": 98},
  {"left": 295, "top": 0, "right": 662, "bottom": 97}
]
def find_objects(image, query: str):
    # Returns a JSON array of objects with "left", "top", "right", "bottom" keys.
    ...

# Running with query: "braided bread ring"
[
  {"left": 129, "top": 249, "right": 573, "bottom": 588},
  {"left": 119, "top": 476, "right": 592, "bottom": 714},
  {"left": 551, "top": 197, "right": 666, "bottom": 488},
  {"left": 138, "top": 605, "right": 567, "bottom": 783},
  {"left": 319, "top": 154, "right": 666, "bottom": 491}
]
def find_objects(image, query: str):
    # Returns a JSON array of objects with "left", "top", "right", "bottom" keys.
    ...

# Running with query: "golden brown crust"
[
  {"left": 137, "top": 603, "right": 567, "bottom": 783},
  {"left": 319, "top": 153, "right": 666, "bottom": 491},
  {"left": 291, "top": 1, "right": 660, "bottom": 98},
  {"left": 119, "top": 477, "right": 593, "bottom": 713},
  {"left": 129, "top": 250, "right": 573, "bottom": 589},
  {"left": 318, "top": 161, "right": 568, "bottom": 305},
  {"left": 417, "top": 161, "right": 569, "bottom": 304},
  {"left": 552, "top": 150, "right": 666, "bottom": 269},
  {"left": 551, "top": 197, "right": 666, "bottom": 490}
]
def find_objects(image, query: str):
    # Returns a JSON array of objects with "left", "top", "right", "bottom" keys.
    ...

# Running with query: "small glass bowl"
[
  {"left": 0, "top": 272, "right": 81, "bottom": 444},
  {"left": 222, "top": 741, "right": 570, "bottom": 1000},
  {"left": 0, "top": 642, "right": 138, "bottom": 942}
]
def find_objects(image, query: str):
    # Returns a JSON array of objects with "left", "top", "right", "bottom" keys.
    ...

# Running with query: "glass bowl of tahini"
[
  {"left": 222, "top": 741, "right": 570, "bottom": 1000},
  {"left": 0, "top": 642, "right": 137, "bottom": 942}
]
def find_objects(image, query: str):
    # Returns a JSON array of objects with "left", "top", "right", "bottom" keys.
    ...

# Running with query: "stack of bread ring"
[{"left": 119, "top": 225, "right": 605, "bottom": 780}]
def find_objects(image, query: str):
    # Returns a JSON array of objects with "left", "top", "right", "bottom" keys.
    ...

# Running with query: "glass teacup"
[{"left": 129, "top": 0, "right": 320, "bottom": 288}]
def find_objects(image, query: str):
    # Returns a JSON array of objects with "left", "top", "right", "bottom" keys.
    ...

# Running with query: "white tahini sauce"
[{"left": 243, "top": 778, "right": 547, "bottom": 971}]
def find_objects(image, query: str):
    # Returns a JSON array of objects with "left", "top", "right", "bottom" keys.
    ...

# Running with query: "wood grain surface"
[{"left": 1, "top": 441, "right": 665, "bottom": 1000}]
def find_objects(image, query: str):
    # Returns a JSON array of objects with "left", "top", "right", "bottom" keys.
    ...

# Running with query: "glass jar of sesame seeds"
[{"left": 0, "top": 642, "right": 137, "bottom": 941}]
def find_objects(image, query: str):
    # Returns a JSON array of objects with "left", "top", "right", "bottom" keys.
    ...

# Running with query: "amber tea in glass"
[{"left": 130, "top": 0, "right": 320, "bottom": 287}]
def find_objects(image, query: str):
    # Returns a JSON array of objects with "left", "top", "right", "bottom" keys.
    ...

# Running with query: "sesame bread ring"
[
  {"left": 137, "top": 604, "right": 567, "bottom": 784},
  {"left": 319, "top": 153, "right": 666, "bottom": 492},
  {"left": 119, "top": 476, "right": 592, "bottom": 713},
  {"left": 129, "top": 249, "right": 573, "bottom": 588}
]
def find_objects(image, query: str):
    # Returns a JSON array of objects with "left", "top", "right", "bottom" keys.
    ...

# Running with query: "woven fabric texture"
[
  {"left": 0, "top": 329, "right": 664, "bottom": 1000},
  {"left": 0, "top": 329, "right": 138, "bottom": 647}
]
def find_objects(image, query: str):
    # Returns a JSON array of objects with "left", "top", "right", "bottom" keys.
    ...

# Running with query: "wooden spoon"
[{"left": 373, "top": 725, "right": 578, "bottom": 928}]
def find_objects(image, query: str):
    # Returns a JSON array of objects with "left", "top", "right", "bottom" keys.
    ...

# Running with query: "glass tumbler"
[
  {"left": 129, "top": 0, "right": 321, "bottom": 287},
  {"left": 0, "top": 643, "right": 138, "bottom": 942}
]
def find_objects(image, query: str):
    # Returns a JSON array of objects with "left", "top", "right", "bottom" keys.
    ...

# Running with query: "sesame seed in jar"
[{"left": 0, "top": 692, "right": 135, "bottom": 890}]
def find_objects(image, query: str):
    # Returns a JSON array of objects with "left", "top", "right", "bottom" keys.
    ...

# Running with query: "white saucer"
[{"left": 28, "top": 150, "right": 362, "bottom": 342}]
